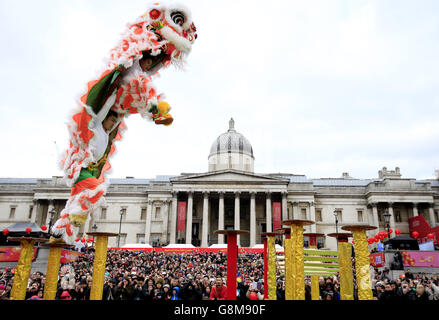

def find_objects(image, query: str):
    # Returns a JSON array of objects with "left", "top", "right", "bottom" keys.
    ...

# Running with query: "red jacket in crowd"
[{"left": 210, "top": 285, "right": 227, "bottom": 300}]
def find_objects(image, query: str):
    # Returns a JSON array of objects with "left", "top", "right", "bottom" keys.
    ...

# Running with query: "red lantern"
[
  {"left": 374, "top": 237, "right": 380, "bottom": 243},
  {"left": 412, "top": 231, "right": 419, "bottom": 239},
  {"left": 41, "top": 225, "right": 47, "bottom": 231},
  {"left": 2, "top": 228, "right": 9, "bottom": 235},
  {"left": 25, "top": 227, "right": 32, "bottom": 234},
  {"left": 427, "top": 233, "right": 434, "bottom": 240},
  {"left": 389, "top": 228, "right": 393, "bottom": 234},
  {"left": 395, "top": 229, "right": 401, "bottom": 235},
  {"left": 379, "top": 234, "right": 384, "bottom": 241},
  {"left": 384, "top": 232, "right": 388, "bottom": 238}
]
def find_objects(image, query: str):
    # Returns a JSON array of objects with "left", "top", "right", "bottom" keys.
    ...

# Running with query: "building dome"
[{"left": 208, "top": 118, "right": 255, "bottom": 172}]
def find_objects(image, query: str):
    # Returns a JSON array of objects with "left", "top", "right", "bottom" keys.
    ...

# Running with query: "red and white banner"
[
  {"left": 0, "top": 247, "right": 38, "bottom": 262},
  {"left": 272, "top": 202, "right": 281, "bottom": 232},
  {"left": 177, "top": 201, "right": 187, "bottom": 232},
  {"left": 370, "top": 252, "right": 385, "bottom": 267}
]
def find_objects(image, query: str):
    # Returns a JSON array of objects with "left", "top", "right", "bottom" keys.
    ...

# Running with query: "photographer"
[
  {"left": 102, "top": 278, "right": 117, "bottom": 300},
  {"left": 132, "top": 277, "right": 146, "bottom": 300},
  {"left": 114, "top": 278, "right": 132, "bottom": 300},
  {"left": 424, "top": 280, "right": 439, "bottom": 300}
]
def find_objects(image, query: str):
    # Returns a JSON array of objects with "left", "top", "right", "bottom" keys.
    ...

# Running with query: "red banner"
[
  {"left": 60, "top": 249, "right": 83, "bottom": 263},
  {"left": 272, "top": 202, "right": 281, "bottom": 232},
  {"left": 401, "top": 251, "right": 439, "bottom": 267},
  {"left": 0, "top": 247, "right": 38, "bottom": 262},
  {"left": 309, "top": 236, "right": 317, "bottom": 248},
  {"left": 370, "top": 252, "right": 385, "bottom": 267},
  {"left": 409, "top": 215, "right": 439, "bottom": 245},
  {"left": 177, "top": 201, "right": 187, "bottom": 232}
]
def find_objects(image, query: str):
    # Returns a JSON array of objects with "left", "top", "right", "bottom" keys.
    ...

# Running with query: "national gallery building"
[{"left": 1, "top": 119, "right": 438, "bottom": 250}]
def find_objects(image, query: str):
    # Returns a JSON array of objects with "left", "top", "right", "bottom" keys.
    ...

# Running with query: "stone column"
[
  {"left": 218, "top": 192, "right": 225, "bottom": 244},
  {"left": 293, "top": 202, "right": 299, "bottom": 220},
  {"left": 201, "top": 192, "right": 209, "bottom": 248},
  {"left": 371, "top": 203, "right": 379, "bottom": 228},
  {"left": 282, "top": 193, "right": 288, "bottom": 222},
  {"left": 266, "top": 192, "right": 272, "bottom": 233},
  {"left": 366, "top": 206, "right": 372, "bottom": 225},
  {"left": 30, "top": 199, "right": 39, "bottom": 223},
  {"left": 310, "top": 202, "right": 316, "bottom": 233},
  {"left": 186, "top": 192, "right": 193, "bottom": 245},
  {"left": 234, "top": 192, "right": 241, "bottom": 246},
  {"left": 46, "top": 199, "right": 55, "bottom": 226},
  {"left": 250, "top": 192, "right": 256, "bottom": 247},
  {"left": 428, "top": 203, "right": 436, "bottom": 227},
  {"left": 163, "top": 200, "right": 170, "bottom": 244},
  {"left": 170, "top": 192, "right": 178, "bottom": 244},
  {"left": 145, "top": 200, "right": 153, "bottom": 244},
  {"left": 387, "top": 202, "right": 396, "bottom": 231},
  {"left": 412, "top": 202, "right": 419, "bottom": 217}
]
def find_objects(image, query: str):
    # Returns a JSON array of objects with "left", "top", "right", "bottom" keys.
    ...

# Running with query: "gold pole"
[
  {"left": 43, "top": 246, "right": 62, "bottom": 300},
  {"left": 311, "top": 276, "right": 320, "bottom": 300},
  {"left": 290, "top": 225, "right": 296, "bottom": 299},
  {"left": 293, "top": 224, "right": 305, "bottom": 300},
  {"left": 268, "top": 236, "right": 276, "bottom": 300},
  {"left": 352, "top": 230, "right": 373, "bottom": 300},
  {"left": 10, "top": 239, "right": 35, "bottom": 300},
  {"left": 284, "top": 237, "right": 293, "bottom": 300},
  {"left": 338, "top": 242, "right": 354, "bottom": 300},
  {"left": 90, "top": 235, "right": 109, "bottom": 300}
]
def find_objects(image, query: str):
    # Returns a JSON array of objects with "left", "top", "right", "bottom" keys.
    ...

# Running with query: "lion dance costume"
[{"left": 51, "top": 2, "right": 197, "bottom": 245}]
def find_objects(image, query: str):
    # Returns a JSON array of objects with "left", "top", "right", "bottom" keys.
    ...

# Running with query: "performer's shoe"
[{"left": 154, "top": 115, "right": 173, "bottom": 126}]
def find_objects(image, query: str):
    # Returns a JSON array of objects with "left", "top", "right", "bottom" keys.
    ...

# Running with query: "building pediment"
[{"left": 170, "top": 169, "right": 289, "bottom": 185}]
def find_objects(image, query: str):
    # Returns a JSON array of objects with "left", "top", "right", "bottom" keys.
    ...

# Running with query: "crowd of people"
[
  {"left": 0, "top": 249, "right": 438, "bottom": 301},
  {"left": 371, "top": 268, "right": 439, "bottom": 301}
]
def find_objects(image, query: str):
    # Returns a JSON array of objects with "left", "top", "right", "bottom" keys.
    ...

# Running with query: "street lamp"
[
  {"left": 48, "top": 208, "right": 56, "bottom": 237},
  {"left": 91, "top": 223, "right": 98, "bottom": 247},
  {"left": 333, "top": 209, "right": 339, "bottom": 250},
  {"left": 333, "top": 210, "right": 339, "bottom": 234},
  {"left": 383, "top": 211, "right": 391, "bottom": 237},
  {"left": 117, "top": 209, "right": 124, "bottom": 247}
]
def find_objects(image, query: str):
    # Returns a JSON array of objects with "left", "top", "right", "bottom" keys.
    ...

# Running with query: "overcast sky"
[{"left": 1, "top": 0, "right": 438, "bottom": 181}]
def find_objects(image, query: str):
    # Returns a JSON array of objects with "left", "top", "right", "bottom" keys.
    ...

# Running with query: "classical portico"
[{"left": 169, "top": 170, "right": 289, "bottom": 247}]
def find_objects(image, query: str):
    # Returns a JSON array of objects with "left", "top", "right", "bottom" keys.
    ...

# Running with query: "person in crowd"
[
  {"left": 170, "top": 286, "right": 181, "bottom": 300},
  {"left": 210, "top": 275, "right": 227, "bottom": 300},
  {"left": 416, "top": 284, "right": 430, "bottom": 301},
  {"left": 103, "top": 278, "right": 117, "bottom": 300},
  {"left": 114, "top": 278, "right": 132, "bottom": 300},
  {"left": 425, "top": 280, "right": 439, "bottom": 300}
]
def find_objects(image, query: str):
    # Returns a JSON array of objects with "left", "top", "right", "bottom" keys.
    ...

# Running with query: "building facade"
[{"left": 1, "top": 119, "right": 438, "bottom": 249}]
